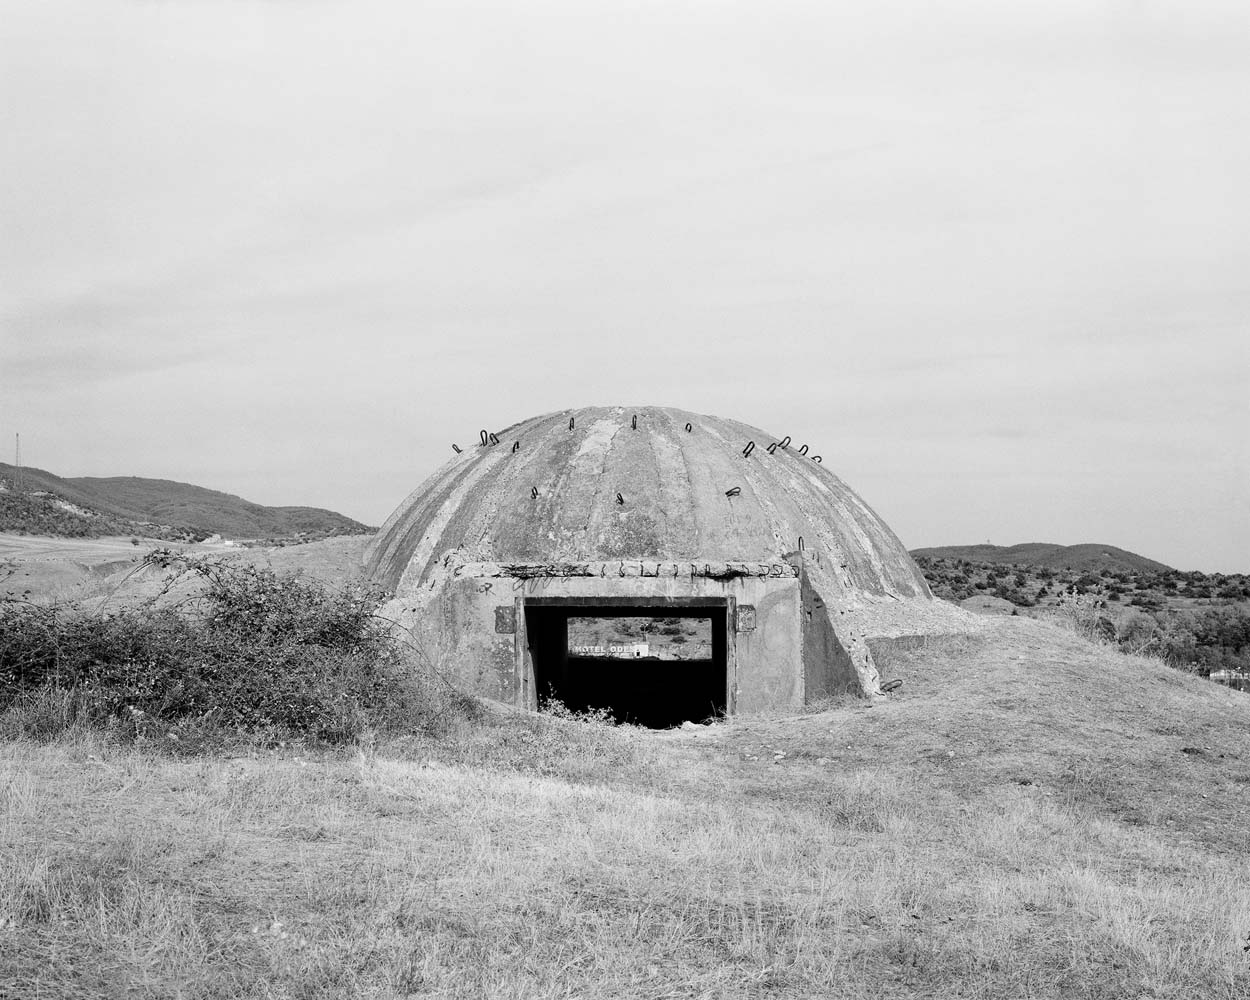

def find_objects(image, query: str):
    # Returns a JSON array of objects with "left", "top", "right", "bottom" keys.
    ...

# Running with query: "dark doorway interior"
[{"left": 525, "top": 600, "right": 728, "bottom": 728}]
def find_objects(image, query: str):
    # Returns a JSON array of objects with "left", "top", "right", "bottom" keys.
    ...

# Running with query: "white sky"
[{"left": 2, "top": 0, "right": 1247, "bottom": 571}]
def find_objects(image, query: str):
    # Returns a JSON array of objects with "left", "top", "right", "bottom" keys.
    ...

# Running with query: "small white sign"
[{"left": 570, "top": 643, "right": 649, "bottom": 658}]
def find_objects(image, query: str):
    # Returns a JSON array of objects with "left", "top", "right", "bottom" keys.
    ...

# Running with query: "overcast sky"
[{"left": 2, "top": 0, "right": 1247, "bottom": 571}]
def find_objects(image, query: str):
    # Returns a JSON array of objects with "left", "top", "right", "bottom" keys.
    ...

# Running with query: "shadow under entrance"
[{"left": 524, "top": 599, "right": 729, "bottom": 728}]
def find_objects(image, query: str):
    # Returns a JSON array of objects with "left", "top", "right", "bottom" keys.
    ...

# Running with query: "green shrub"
[
  {"left": 1053, "top": 588, "right": 1115, "bottom": 643},
  {"left": 0, "top": 552, "right": 425, "bottom": 747}
]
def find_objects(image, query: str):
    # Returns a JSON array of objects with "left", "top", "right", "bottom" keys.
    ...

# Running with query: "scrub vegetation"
[
  {"left": 915, "top": 553, "right": 1250, "bottom": 678},
  {"left": 3, "top": 609, "right": 1249, "bottom": 998},
  {"left": 0, "top": 465, "right": 374, "bottom": 544},
  {"left": 0, "top": 488, "right": 211, "bottom": 543},
  {"left": 0, "top": 552, "right": 435, "bottom": 749}
]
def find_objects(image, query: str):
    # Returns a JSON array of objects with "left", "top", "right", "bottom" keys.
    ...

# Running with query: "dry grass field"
[
  {"left": 3, "top": 616, "right": 1249, "bottom": 998},
  {"left": 1, "top": 533, "right": 372, "bottom": 609}
]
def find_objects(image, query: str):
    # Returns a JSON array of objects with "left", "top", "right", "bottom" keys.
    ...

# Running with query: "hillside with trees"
[
  {"left": 912, "top": 550, "right": 1250, "bottom": 681},
  {"left": 0, "top": 463, "right": 373, "bottom": 542},
  {"left": 911, "top": 542, "right": 1173, "bottom": 575}
]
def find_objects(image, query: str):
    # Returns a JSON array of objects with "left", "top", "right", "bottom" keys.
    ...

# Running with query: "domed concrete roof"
[{"left": 366, "top": 406, "right": 930, "bottom": 599}]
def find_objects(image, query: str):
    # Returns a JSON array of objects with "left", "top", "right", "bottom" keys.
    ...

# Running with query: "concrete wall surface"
[
  {"left": 366, "top": 406, "right": 930, "bottom": 602},
  {"left": 382, "top": 566, "right": 804, "bottom": 712},
  {"left": 365, "top": 406, "right": 982, "bottom": 710}
]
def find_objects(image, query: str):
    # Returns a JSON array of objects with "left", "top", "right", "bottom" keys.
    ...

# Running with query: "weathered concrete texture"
[
  {"left": 799, "top": 562, "right": 860, "bottom": 699},
  {"left": 435, "top": 561, "right": 799, "bottom": 580},
  {"left": 382, "top": 571, "right": 804, "bottom": 714},
  {"left": 367, "top": 406, "right": 966, "bottom": 706},
  {"left": 366, "top": 407, "right": 930, "bottom": 598}
]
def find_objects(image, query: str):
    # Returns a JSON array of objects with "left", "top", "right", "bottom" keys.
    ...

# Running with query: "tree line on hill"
[
  {"left": 0, "top": 490, "right": 211, "bottom": 541},
  {"left": 914, "top": 554, "right": 1250, "bottom": 678},
  {"left": 0, "top": 464, "right": 375, "bottom": 543}
]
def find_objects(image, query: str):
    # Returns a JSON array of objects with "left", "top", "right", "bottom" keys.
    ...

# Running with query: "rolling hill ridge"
[
  {"left": 910, "top": 542, "right": 1174, "bottom": 575},
  {"left": 0, "top": 462, "right": 374, "bottom": 541}
]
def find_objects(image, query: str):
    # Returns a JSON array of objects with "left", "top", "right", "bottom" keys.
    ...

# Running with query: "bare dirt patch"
[{"left": 0, "top": 532, "right": 370, "bottom": 607}]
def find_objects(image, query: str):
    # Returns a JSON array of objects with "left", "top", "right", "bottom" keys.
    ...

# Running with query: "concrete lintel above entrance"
[
  {"left": 448, "top": 560, "right": 799, "bottom": 581},
  {"left": 523, "top": 595, "right": 730, "bottom": 610}
]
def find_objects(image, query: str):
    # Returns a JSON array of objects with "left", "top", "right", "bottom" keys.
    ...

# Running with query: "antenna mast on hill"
[{"left": 14, "top": 433, "right": 21, "bottom": 491}]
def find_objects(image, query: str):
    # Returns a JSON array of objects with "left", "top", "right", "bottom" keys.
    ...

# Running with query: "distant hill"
[
  {"left": 0, "top": 463, "right": 374, "bottom": 541},
  {"left": 910, "top": 542, "right": 1174, "bottom": 575}
]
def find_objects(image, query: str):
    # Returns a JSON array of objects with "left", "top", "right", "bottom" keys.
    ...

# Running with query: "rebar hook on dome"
[
  {"left": 631, "top": 414, "right": 637, "bottom": 430},
  {"left": 684, "top": 422, "right": 692, "bottom": 432},
  {"left": 779, "top": 436, "right": 792, "bottom": 448},
  {"left": 512, "top": 441, "right": 520, "bottom": 453},
  {"left": 725, "top": 486, "right": 741, "bottom": 498},
  {"left": 798, "top": 444, "right": 809, "bottom": 456},
  {"left": 615, "top": 492, "right": 624, "bottom": 505},
  {"left": 798, "top": 536, "right": 805, "bottom": 552},
  {"left": 767, "top": 442, "right": 778, "bottom": 454},
  {"left": 452, "top": 444, "right": 462, "bottom": 454},
  {"left": 489, "top": 432, "right": 500, "bottom": 446},
  {"left": 531, "top": 486, "right": 538, "bottom": 499},
  {"left": 479, "top": 430, "right": 489, "bottom": 446},
  {"left": 813, "top": 455, "right": 822, "bottom": 463},
  {"left": 568, "top": 417, "right": 575, "bottom": 430},
  {"left": 742, "top": 441, "right": 755, "bottom": 458}
]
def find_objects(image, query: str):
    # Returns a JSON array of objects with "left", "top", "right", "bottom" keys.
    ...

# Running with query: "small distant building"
[
  {"left": 366, "top": 407, "right": 973, "bottom": 725},
  {"left": 1210, "top": 669, "right": 1250, "bottom": 691}
]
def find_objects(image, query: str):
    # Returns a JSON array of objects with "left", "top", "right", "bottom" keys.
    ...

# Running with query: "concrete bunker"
[{"left": 366, "top": 406, "right": 972, "bottom": 723}]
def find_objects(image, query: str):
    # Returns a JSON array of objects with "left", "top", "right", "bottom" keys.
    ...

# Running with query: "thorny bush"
[{"left": 0, "top": 551, "right": 423, "bottom": 746}]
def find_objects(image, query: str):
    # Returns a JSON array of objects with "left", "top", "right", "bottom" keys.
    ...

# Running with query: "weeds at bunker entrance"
[{"left": 526, "top": 602, "right": 730, "bottom": 729}]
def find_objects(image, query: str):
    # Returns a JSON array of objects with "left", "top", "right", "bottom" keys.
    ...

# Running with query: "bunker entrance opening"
[{"left": 524, "top": 600, "right": 728, "bottom": 728}]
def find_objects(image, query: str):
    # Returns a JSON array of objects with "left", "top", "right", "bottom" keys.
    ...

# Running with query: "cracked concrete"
[{"left": 366, "top": 407, "right": 973, "bottom": 710}]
